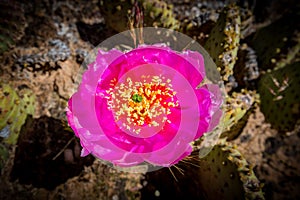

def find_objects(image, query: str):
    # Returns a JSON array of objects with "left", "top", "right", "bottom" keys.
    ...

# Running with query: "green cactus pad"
[
  {"left": 204, "top": 4, "right": 241, "bottom": 81},
  {"left": 4, "top": 88, "right": 35, "bottom": 144},
  {"left": 100, "top": 0, "right": 179, "bottom": 32},
  {"left": 233, "top": 44, "right": 259, "bottom": 89},
  {"left": 258, "top": 62, "right": 300, "bottom": 131},
  {"left": 221, "top": 105, "right": 255, "bottom": 141},
  {"left": 0, "top": 83, "right": 20, "bottom": 131},
  {"left": 141, "top": 140, "right": 264, "bottom": 199},
  {"left": 142, "top": 0, "right": 180, "bottom": 30},
  {"left": 197, "top": 139, "right": 264, "bottom": 200},
  {"left": 221, "top": 90, "right": 257, "bottom": 140},
  {"left": 99, "top": 0, "right": 134, "bottom": 32},
  {"left": 0, "top": 83, "right": 35, "bottom": 144},
  {"left": 250, "top": 13, "right": 300, "bottom": 70}
]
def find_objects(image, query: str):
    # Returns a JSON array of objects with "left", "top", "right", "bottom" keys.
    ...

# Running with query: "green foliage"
[
  {"left": 142, "top": 0, "right": 180, "bottom": 30},
  {"left": 198, "top": 139, "right": 264, "bottom": 200},
  {"left": 99, "top": 0, "right": 179, "bottom": 32},
  {"left": 221, "top": 90, "right": 257, "bottom": 140},
  {"left": 0, "top": 84, "right": 19, "bottom": 131},
  {"left": 204, "top": 4, "right": 241, "bottom": 81},
  {"left": 99, "top": 0, "right": 134, "bottom": 32},
  {"left": 0, "top": 83, "right": 35, "bottom": 144},
  {"left": 233, "top": 45, "right": 259, "bottom": 88},
  {"left": 258, "top": 62, "right": 300, "bottom": 131},
  {"left": 250, "top": 13, "right": 300, "bottom": 70}
]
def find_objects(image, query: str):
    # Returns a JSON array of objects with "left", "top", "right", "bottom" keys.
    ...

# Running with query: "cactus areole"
[{"left": 67, "top": 42, "right": 223, "bottom": 169}]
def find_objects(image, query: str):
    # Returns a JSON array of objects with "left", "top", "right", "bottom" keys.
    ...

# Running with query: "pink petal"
[
  {"left": 181, "top": 50, "right": 206, "bottom": 81},
  {"left": 67, "top": 44, "right": 223, "bottom": 168}
]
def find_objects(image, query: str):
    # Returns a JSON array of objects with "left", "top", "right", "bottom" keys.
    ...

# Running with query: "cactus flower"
[{"left": 67, "top": 44, "right": 222, "bottom": 168}]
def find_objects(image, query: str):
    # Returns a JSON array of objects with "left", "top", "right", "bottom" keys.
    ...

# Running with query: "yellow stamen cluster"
[{"left": 106, "top": 75, "right": 178, "bottom": 134}]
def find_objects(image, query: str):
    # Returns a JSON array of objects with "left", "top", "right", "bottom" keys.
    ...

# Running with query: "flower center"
[{"left": 106, "top": 75, "right": 179, "bottom": 134}]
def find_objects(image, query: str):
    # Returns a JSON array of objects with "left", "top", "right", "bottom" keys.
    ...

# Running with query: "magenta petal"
[
  {"left": 181, "top": 50, "right": 206, "bottom": 81},
  {"left": 170, "top": 145, "right": 193, "bottom": 166},
  {"left": 67, "top": 49, "right": 124, "bottom": 155},
  {"left": 67, "top": 44, "right": 223, "bottom": 168},
  {"left": 66, "top": 98, "right": 79, "bottom": 137},
  {"left": 95, "top": 62, "right": 186, "bottom": 153},
  {"left": 192, "top": 88, "right": 211, "bottom": 139},
  {"left": 113, "top": 152, "right": 144, "bottom": 167},
  {"left": 92, "top": 143, "right": 144, "bottom": 167},
  {"left": 81, "top": 147, "right": 90, "bottom": 157},
  {"left": 205, "top": 84, "right": 223, "bottom": 132},
  {"left": 145, "top": 142, "right": 193, "bottom": 167},
  {"left": 79, "top": 49, "right": 123, "bottom": 93}
]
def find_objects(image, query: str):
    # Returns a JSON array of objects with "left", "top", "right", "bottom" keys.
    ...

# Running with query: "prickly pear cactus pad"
[
  {"left": 233, "top": 44, "right": 259, "bottom": 89},
  {"left": 141, "top": 140, "right": 264, "bottom": 199},
  {"left": 0, "top": 84, "right": 19, "bottom": 134},
  {"left": 142, "top": 0, "right": 180, "bottom": 30},
  {"left": 10, "top": 116, "right": 95, "bottom": 190},
  {"left": 99, "top": 0, "right": 135, "bottom": 32},
  {"left": 100, "top": 0, "right": 179, "bottom": 32},
  {"left": 0, "top": 83, "right": 35, "bottom": 144},
  {"left": 204, "top": 4, "right": 241, "bottom": 81},
  {"left": 221, "top": 90, "right": 257, "bottom": 140},
  {"left": 258, "top": 62, "right": 300, "bottom": 131},
  {"left": 197, "top": 139, "right": 264, "bottom": 200},
  {"left": 250, "top": 13, "right": 300, "bottom": 71}
]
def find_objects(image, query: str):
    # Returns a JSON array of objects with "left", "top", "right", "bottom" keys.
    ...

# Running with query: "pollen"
[{"left": 105, "top": 75, "right": 179, "bottom": 134}]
